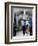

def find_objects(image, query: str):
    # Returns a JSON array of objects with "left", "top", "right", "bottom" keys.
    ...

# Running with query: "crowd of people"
[{"left": 13, "top": 11, "right": 32, "bottom": 36}]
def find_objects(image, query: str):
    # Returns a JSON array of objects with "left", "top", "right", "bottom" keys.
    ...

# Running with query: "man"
[
  {"left": 21, "top": 14, "right": 26, "bottom": 36},
  {"left": 13, "top": 14, "right": 16, "bottom": 36},
  {"left": 29, "top": 15, "right": 32, "bottom": 36}
]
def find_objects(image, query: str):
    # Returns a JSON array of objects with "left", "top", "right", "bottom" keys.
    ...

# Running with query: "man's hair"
[{"left": 21, "top": 11, "right": 24, "bottom": 14}]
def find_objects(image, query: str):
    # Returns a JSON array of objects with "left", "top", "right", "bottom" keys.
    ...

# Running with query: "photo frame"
[{"left": 5, "top": 2, "right": 37, "bottom": 44}]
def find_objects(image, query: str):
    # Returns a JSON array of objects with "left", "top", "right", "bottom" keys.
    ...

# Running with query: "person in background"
[
  {"left": 29, "top": 14, "right": 32, "bottom": 36},
  {"left": 21, "top": 11, "right": 26, "bottom": 36},
  {"left": 21, "top": 19, "right": 26, "bottom": 36},
  {"left": 13, "top": 14, "right": 16, "bottom": 36},
  {"left": 25, "top": 11, "right": 30, "bottom": 36}
]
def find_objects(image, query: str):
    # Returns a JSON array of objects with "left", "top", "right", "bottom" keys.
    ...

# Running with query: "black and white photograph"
[{"left": 5, "top": 2, "right": 37, "bottom": 44}]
